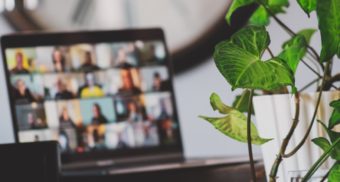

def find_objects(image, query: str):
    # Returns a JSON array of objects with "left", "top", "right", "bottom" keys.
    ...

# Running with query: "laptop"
[{"left": 1, "top": 29, "right": 185, "bottom": 173}]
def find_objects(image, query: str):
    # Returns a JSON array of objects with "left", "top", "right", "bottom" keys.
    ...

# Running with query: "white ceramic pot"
[{"left": 253, "top": 91, "right": 340, "bottom": 182}]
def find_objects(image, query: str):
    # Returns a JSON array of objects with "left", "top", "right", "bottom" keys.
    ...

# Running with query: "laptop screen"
[{"left": 1, "top": 29, "right": 182, "bottom": 163}]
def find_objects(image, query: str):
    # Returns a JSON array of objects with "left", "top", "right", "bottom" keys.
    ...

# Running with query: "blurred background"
[{"left": 0, "top": 0, "right": 339, "bottom": 159}]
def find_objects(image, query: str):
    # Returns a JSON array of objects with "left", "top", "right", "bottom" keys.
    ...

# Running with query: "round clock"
[{"left": 3, "top": 0, "right": 256, "bottom": 73}]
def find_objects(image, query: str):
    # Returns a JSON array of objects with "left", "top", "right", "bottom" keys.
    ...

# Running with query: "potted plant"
[{"left": 199, "top": 0, "right": 340, "bottom": 181}]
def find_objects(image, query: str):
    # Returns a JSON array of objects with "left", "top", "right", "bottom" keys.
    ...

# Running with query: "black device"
[
  {"left": 0, "top": 141, "right": 60, "bottom": 182},
  {"left": 1, "top": 29, "right": 184, "bottom": 169}
]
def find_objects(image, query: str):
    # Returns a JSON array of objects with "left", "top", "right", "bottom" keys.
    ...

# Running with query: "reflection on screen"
[{"left": 6, "top": 40, "right": 179, "bottom": 154}]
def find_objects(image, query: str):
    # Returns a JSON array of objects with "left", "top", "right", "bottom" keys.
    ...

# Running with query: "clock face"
[{"left": 27, "top": 0, "right": 231, "bottom": 53}]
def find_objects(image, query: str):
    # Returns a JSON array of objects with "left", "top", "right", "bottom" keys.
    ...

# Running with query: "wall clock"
[{"left": 3, "top": 0, "right": 256, "bottom": 74}]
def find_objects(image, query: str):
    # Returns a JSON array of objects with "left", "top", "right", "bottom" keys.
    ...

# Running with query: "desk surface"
[{"left": 62, "top": 156, "right": 266, "bottom": 182}]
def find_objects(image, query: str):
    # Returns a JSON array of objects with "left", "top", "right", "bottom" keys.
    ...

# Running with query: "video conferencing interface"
[{"left": 5, "top": 40, "right": 180, "bottom": 155}]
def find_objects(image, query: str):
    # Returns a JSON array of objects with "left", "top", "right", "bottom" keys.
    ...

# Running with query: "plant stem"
[
  {"left": 301, "top": 59, "right": 322, "bottom": 78},
  {"left": 298, "top": 78, "right": 320, "bottom": 92},
  {"left": 282, "top": 60, "right": 331, "bottom": 158},
  {"left": 247, "top": 89, "right": 257, "bottom": 182},
  {"left": 267, "top": 47, "right": 274, "bottom": 58},
  {"left": 269, "top": 93, "right": 300, "bottom": 182},
  {"left": 302, "top": 138, "right": 340, "bottom": 182},
  {"left": 262, "top": 5, "right": 324, "bottom": 70}
]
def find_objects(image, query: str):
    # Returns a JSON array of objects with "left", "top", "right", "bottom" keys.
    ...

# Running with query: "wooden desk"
[{"left": 62, "top": 160, "right": 266, "bottom": 182}]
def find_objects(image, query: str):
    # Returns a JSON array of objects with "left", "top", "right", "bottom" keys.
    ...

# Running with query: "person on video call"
[
  {"left": 118, "top": 69, "right": 141, "bottom": 95},
  {"left": 59, "top": 107, "right": 77, "bottom": 152},
  {"left": 91, "top": 103, "right": 108, "bottom": 125},
  {"left": 11, "top": 52, "right": 30, "bottom": 74},
  {"left": 116, "top": 48, "right": 134, "bottom": 68},
  {"left": 13, "top": 79, "right": 36, "bottom": 103},
  {"left": 52, "top": 48, "right": 66, "bottom": 72},
  {"left": 78, "top": 72, "right": 104, "bottom": 98},
  {"left": 27, "top": 112, "right": 47, "bottom": 129},
  {"left": 79, "top": 51, "right": 100, "bottom": 72},
  {"left": 152, "top": 71, "right": 169, "bottom": 91},
  {"left": 55, "top": 79, "right": 74, "bottom": 100},
  {"left": 127, "top": 102, "right": 144, "bottom": 122}
]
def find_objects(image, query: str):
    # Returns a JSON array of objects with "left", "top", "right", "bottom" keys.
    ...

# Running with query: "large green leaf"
[
  {"left": 213, "top": 26, "right": 294, "bottom": 90},
  {"left": 278, "top": 35, "right": 307, "bottom": 73},
  {"left": 296, "top": 29, "right": 316, "bottom": 44},
  {"left": 328, "top": 163, "right": 340, "bottom": 182},
  {"left": 200, "top": 93, "right": 271, "bottom": 145},
  {"left": 316, "top": 0, "right": 340, "bottom": 61},
  {"left": 226, "top": 0, "right": 255, "bottom": 24},
  {"left": 297, "top": 0, "right": 316, "bottom": 16}
]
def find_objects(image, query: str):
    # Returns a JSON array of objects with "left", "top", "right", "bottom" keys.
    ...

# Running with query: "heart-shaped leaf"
[
  {"left": 200, "top": 93, "right": 272, "bottom": 145},
  {"left": 297, "top": 0, "right": 316, "bottom": 16},
  {"left": 328, "top": 163, "right": 340, "bottom": 182},
  {"left": 213, "top": 26, "right": 294, "bottom": 91},
  {"left": 316, "top": 0, "right": 340, "bottom": 61},
  {"left": 278, "top": 35, "right": 307, "bottom": 73}
]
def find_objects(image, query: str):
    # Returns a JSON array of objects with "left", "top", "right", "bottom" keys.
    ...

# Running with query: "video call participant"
[
  {"left": 27, "top": 112, "right": 47, "bottom": 129},
  {"left": 116, "top": 48, "right": 134, "bottom": 68},
  {"left": 127, "top": 101, "right": 147, "bottom": 123},
  {"left": 79, "top": 51, "right": 100, "bottom": 72},
  {"left": 59, "top": 107, "right": 77, "bottom": 152},
  {"left": 78, "top": 72, "right": 104, "bottom": 98},
  {"left": 152, "top": 71, "right": 169, "bottom": 91},
  {"left": 91, "top": 103, "right": 108, "bottom": 125},
  {"left": 10, "top": 52, "right": 30, "bottom": 74},
  {"left": 52, "top": 48, "right": 66, "bottom": 72},
  {"left": 55, "top": 79, "right": 74, "bottom": 100},
  {"left": 118, "top": 69, "right": 141, "bottom": 95},
  {"left": 13, "top": 79, "right": 36, "bottom": 103}
]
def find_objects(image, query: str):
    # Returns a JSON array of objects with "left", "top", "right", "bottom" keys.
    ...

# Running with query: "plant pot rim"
[{"left": 253, "top": 90, "right": 340, "bottom": 99}]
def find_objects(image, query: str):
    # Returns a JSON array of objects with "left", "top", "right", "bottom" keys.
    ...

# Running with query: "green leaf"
[
  {"left": 328, "top": 131, "right": 340, "bottom": 160},
  {"left": 226, "top": 0, "right": 255, "bottom": 25},
  {"left": 316, "top": 120, "right": 340, "bottom": 160},
  {"left": 278, "top": 35, "right": 307, "bottom": 73},
  {"left": 329, "top": 99, "right": 340, "bottom": 130},
  {"left": 316, "top": 0, "right": 340, "bottom": 61},
  {"left": 296, "top": 29, "right": 317, "bottom": 44},
  {"left": 232, "top": 90, "right": 257, "bottom": 113},
  {"left": 249, "top": 5, "right": 270, "bottom": 26},
  {"left": 297, "top": 0, "right": 316, "bottom": 16},
  {"left": 200, "top": 93, "right": 271, "bottom": 145},
  {"left": 210, "top": 92, "right": 233, "bottom": 114},
  {"left": 312, "top": 137, "right": 331, "bottom": 152},
  {"left": 213, "top": 26, "right": 294, "bottom": 91},
  {"left": 302, "top": 137, "right": 340, "bottom": 181},
  {"left": 268, "top": 0, "right": 289, "bottom": 13},
  {"left": 330, "top": 99, "right": 340, "bottom": 109},
  {"left": 328, "top": 163, "right": 340, "bottom": 182}
]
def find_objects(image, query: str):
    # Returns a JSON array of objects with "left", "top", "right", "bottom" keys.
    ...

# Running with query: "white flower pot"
[{"left": 253, "top": 91, "right": 340, "bottom": 182}]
